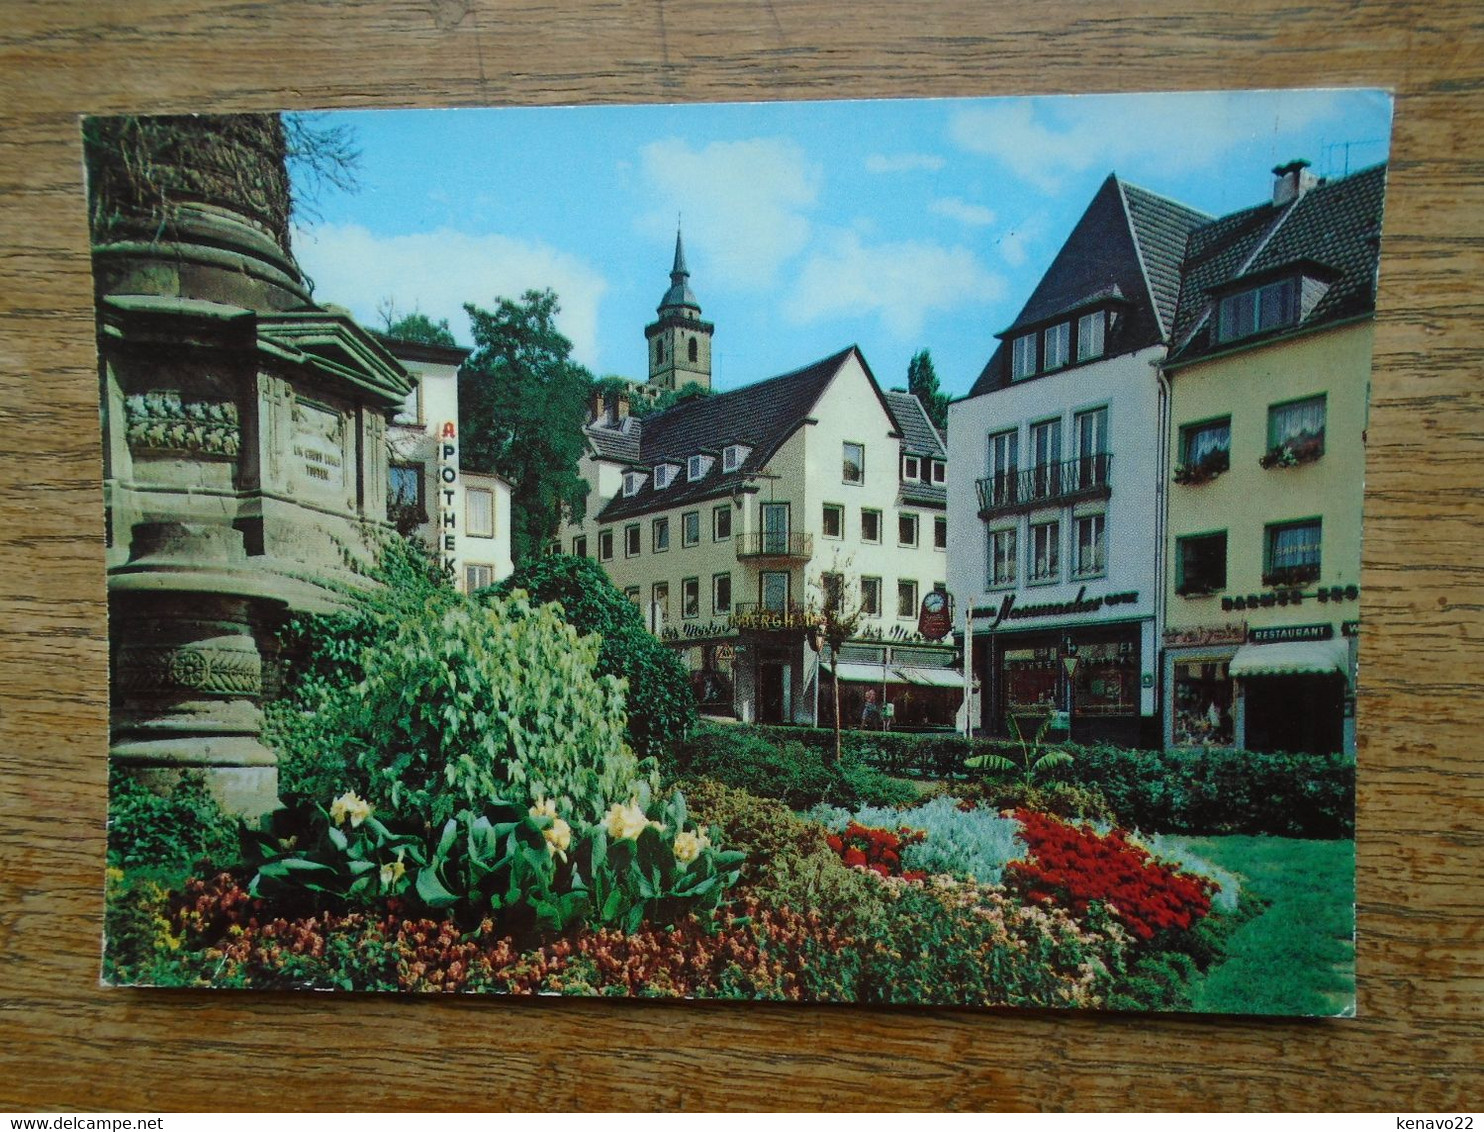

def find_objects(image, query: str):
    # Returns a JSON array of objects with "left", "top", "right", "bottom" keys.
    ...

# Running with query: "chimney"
[
  {"left": 1273, "top": 159, "right": 1319, "bottom": 206},
  {"left": 590, "top": 391, "right": 605, "bottom": 423},
  {"left": 616, "top": 393, "right": 630, "bottom": 421}
]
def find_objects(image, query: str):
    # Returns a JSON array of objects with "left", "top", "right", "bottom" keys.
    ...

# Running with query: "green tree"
[
  {"left": 460, "top": 290, "right": 593, "bottom": 563},
  {"left": 379, "top": 301, "right": 457, "bottom": 347},
  {"left": 643, "top": 380, "right": 711, "bottom": 417},
  {"left": 907, "top": 348, "right": 949, "bottom": 435},
  {"left": 489, "top": 554, "right": 696, "bottom": 762}
]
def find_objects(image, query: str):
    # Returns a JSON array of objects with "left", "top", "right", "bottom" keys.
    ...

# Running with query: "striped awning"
[{"left": 1228, "top": 639, "right": 1349, "bottom": 679}]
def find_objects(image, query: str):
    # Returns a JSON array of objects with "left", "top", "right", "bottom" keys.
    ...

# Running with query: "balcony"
[
  {"left": 736, "top": 531, "right": 814, "bottom": 560},
  {"left": 976, "top": 454, "right": 1112, "bottom": 519}
]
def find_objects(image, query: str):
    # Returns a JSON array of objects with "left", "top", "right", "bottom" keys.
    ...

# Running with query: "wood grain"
[{"left": 1, "top": 0, "right": 1480, "bottom": 1112}]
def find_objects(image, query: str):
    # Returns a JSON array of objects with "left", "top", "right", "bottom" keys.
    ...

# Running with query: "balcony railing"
[
  {"left": 736, "top": 531, "right": 814, "bottom": 560},
  {"left": 976, "top": 454, "right": 1112, "bottom": 518}
]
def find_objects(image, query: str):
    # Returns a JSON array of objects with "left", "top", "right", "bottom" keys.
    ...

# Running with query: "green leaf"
[{"left": 414, "top": 866, "right": 459, "bottom": 908}]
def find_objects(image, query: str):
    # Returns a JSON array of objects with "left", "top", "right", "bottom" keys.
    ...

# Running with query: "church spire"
[
  {"left": 658, "top": 226, "right": 701, "bottom": 315},
  {"left": 645, "top": 227, "right": 714, "bottom": 392}
]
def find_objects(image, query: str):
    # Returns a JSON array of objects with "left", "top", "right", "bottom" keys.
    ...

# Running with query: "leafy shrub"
[
  {"left": 838, "top": 760, "right": 924, "bottom": 808},
  {"left": 675, "top": 726, "right": 847, "bottom": 808},
  {"left": 103, "top": 866, "right": 189, "bottom": 986},
  {"left": 488, "top": 555, "right": 695, "bottom": 762},
  {"left": 1004, "top": 810, "right": 1217, "bottom": 943},
  {"left": 311, "top": 590, "right": 655, "bottom": 828},
  {"left": 808, "top": 797, "right": 1024, "bottom": 885},
  {"left": 956, "top": 779, "right": 1117, "bottom": 823},
  {"left": 107, "top": 770, "right": 240, "bottom": 873}
]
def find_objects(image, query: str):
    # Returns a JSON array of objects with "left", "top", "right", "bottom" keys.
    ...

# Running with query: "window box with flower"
[
  {"left": 1173, "top": 448, "right": 1230, "bottom": 485},
  {"left": 1259, "top": 432, "right": 1325, "bottom": 469}
]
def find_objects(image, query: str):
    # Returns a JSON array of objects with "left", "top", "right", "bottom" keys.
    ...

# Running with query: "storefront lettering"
[
  {"left": 439, "top": 421, "right": 457, "bottom": 572},
  {"left": 1221, "top": 584, "right": 1358, "bottom": 612},
  {"left": 1163, "top": 624, "right": 1247, "bottom": 648},
  {"left": 1249, "top": 623, "right": 1334, "bottom": 644},
  {"left": 975, "top": 587, "right": 1138, "bottom": 630}
]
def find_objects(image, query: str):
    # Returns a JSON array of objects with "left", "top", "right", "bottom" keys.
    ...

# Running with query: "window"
[
  {"left": 624, "top": 585, "right": 641, "bottom": 606},
  {"left": 652, "top": 517, "right": 670, "bottom": 552},
  {"left": 688, "top": 337, "right": 698, "bottom": 363},
  {"left": 1266, "top": 395, "right": 1326, "bottom": 463},
  {"left": 822, "top": 503, "right": 843, "bottom": 539},
  {"left": 1265, "top": 519, "right": 1322, "bottom": 586},
  {"left": 572, "top": 535, "right": 588, "bottom": 558},
  {"left": 1012, "top": 333, "right": 1037, "bottom": 380},
  {"left": 1077, "top": 310, "right": 1106, "bottom": 361},
  {"left": 687, "top": 454, "right": 712, "bottom": 482},
  {"left": 622, "top": 471, "right": 646, "bottom": 498},
  {"left": 986, "top": 429, "right": 1019, "bottom": 507},
  {"left": 930, "top": 459, "right": 946, "bottom": 485},
  {"left": 761, "top": 571, "right": 790, "bottom": 612},
  {"left": 463, "top": 487, "right": 493, "bottom": 538},
  {"left": 897, "top": 580, "right": 918, "bottom": 619},
  {"left": 712, "top": 504, "right": 732, "bottom": 541},
  {"left": 651, "top": 582, "right": 670, "bottom": 624},
  {"left": 860, "top": 576, "right": 882, "bottom": 617},
  {"left": 598, "top": 528, "right": 614, "bottom": 561},
  {"left": 624, "top": 523, "right": 641, "bottom": 557},
  {"left": 760, "top": 502, "right": 791, "bottom": 554},
  {"left": 989, "top": 528, "right": 1017, "bottom": 587},
  {"left": 1030, "top": 418, "right": 1062, "bottom": 498},
  {"left": 1179, "top": 417, "right": 1232, "bottom": 478},
  {"left": 1216, "top": 277, "right": 1299, "bottom": 343},
  {"left": 394, "top": 378, "right": 422, "bottom": 426},
  {"left": 1043, "top": 322, "right": 1070, "bottom": 370},
  {"left": 861, "top": 509, "right": 882, "bottom": 543},
  {"left": 1177, "top": 532, "right": 1227, "bottom": 595},
  {"left": 934, "top": 515, "right": 947, "bottom": 550},
  {"left": 902, "top": 455, "right": 921, "bottom": 482},
  {"left": 682, "top": 510, "right": 700, "bottom": 547},
  {"left": 1074, "top": 514, "right": 1106, "bottom": 578},
  {"left": 1074, "top": 407, "right": 1109, "bottom": 490},
  {"left": 713, "top": 572, "right": 732, "bottom": 615},
  {"left": 820, "top": 571, "right": 844, "bottom": 606},
  {"left": 722, "top": 444, "right": 750, "bottom": 473},
  {"left": 387, "top": 462, "right": 424, "bottom": 517},
  {"left": 1030, "top": 520, "right": 1060, "bottom": 582},
  {"left": 652, "top": 463, "right": 678, "bottom": 490},
  {"left": 464, "top": 563, "right": 494, "bottom": 592},
  {"left": 682, "top": 577, "right": 700, "bottom": 619},
  {"left": 842, "top": 442, "right": 865, "bottom": 484},
  {"left": 898, "top": 513, "right": 919, "bottom": 547}
]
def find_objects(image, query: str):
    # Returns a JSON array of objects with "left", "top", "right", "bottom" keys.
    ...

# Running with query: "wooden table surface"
[{"left": 1, "top": 0, "right": 1480, "bottom": 1112}]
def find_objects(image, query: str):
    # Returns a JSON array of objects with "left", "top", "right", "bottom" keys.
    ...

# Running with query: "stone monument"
[{"left": 88, "top": 114, "right": 411, "bottom": 816}]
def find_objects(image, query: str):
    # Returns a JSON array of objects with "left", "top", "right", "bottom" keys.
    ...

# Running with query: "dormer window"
[
  {"left": 1077, "top": 310, "right": 1106, "bottom": 361},
  {"left": 902, "top": 455, "right": 921, "bottom": 482},
  {"left": 652, "top": 463, "right": 679, "bottom": 490},
  {"left": 930, "top": 459, "right": 946, "bottom": 485},
  {"left": 1216, "top": 276, "right": 1300, "bottom": 344},
  {"left": 688, "top": 454, "right": 713, "bottom": 482},
  {"left": 1011, "top": 333, "right": 1037, "bottom": 380},
  {"left": 722, "top": 444, "right": 751, "bottom": 473},
  {"left": 622, "top": 471, "right": 647, "bottom": 498},
  {"left": 1043, "top": 322, "right": 1070, "bottom": 370}
]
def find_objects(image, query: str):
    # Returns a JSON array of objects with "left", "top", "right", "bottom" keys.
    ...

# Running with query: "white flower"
[
  {"left": 672, "top": 829, "right": 711, "bottom": 863},
  {"left": 604, "top": 801, "right": 651, "bottom": 841},
  {"left": 379, "top": 854, "right": 406, "bottom": 888},
  {"left": 529, "top": 798, "right": 559, "bottom": 821},
  {"left": 330, "top": 791, "right": 372, "bottom": 828},
  {"left": 544, "top": 817, "right": 572, "bottom": 855}
]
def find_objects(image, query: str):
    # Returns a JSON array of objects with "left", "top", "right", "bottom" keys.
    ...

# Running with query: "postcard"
[{"left": 93, "top": 90, "right": 1390, "bottom": 1012}]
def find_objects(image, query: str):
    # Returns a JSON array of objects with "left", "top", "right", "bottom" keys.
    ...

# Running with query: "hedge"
[{"left": 707, "top": 724, "right": 1354, "bottom": 838}]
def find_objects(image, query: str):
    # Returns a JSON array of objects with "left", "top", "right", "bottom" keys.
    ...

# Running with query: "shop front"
[{"left": 820, "top": 643, "right": 963, "bottom": 731}]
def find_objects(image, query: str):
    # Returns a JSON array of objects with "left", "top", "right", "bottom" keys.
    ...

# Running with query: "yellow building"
[{"left": 1159, "top": 161, "right": 1386, "bottom": 756}]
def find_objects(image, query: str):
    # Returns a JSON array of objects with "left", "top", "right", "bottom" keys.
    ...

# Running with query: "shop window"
[
  {"left": 1030, "top": 520, "right": 1060, "bottom": 583},
  {"left": 1172, "top": 660, "right": 1235, "bottom": 747},
  {"left": 861, "top": 509, "right": 882, "bottom": 544},
  {"left": 989, "top": 527, "right": 1017, "bottom": 588},
  {"left": 466, "top": 487, "right": 494, "bottom": 538},
  {"left": 1072, "top": 640, "right": 1139, "bottom": 718},
  {"left": 1177, "top": 531, "right": 1227, "bottom": 595},
  {"left": 822, "top": 503, "right": 843, "bottom": 539},
  {"left": 860, "top": 576, "right": 882, "bottom": 617},
  {"left": 682, "top": 577, "right": 700, "bottom": 619},
  {"left": 712, "top": 504, "right": 732, "bottom": 541},
  {"left": 682, "top": 510, "right": 700, "bottom": 547},
  {"left": 843, "top": 442, "right": 865, "bottom": 484},
  {"left": 1004, "top": 646, "right": 1058, "bottom": 714},
  {"left": 1265, "top": 518, "right": 1321, "bottom": 586},
  {"left": 897, "top": 580, "right": 918, "bottom": 619},
  {"left": 1073, "top": 514, "right": 1106, "bottom": 578}
]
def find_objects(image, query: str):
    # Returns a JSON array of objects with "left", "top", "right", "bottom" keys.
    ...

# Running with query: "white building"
[
  {"left": 946, "top": 175, "right": 1210, "bottom": 747},
  {"left": 383, "top": 338, "right": 513, "bottom": 592}
]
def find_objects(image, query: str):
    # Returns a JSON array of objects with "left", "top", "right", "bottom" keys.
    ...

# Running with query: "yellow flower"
[
  {"left": 672, "top": 829, "right": 711, "bottom": 863},
  {"left": 379, "top": 853, "right": 406, "bottom": 888},
  {"left": 544, "top": 817, "right": 572, "bottom": 855},
  {"left": 604, "top": 801, "right": 651, "bottom": 841},
  {"left": 529, "top": 798, "right": 559, "bottom": 821},
  {"left": 330, "top": 791, "right": 372, "bottom": 828}
]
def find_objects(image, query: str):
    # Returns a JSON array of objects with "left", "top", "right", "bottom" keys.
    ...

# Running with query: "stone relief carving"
[
  {"left": 124, "top": 390, "right": 241, "bottom": 456},
  {"left": 115, "top": 640, "right": 263, "bottom": 697}
]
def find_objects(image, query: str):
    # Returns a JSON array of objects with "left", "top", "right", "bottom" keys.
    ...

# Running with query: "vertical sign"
[{"left": 439, "top": 421, "right": 458, "bottom": 573}]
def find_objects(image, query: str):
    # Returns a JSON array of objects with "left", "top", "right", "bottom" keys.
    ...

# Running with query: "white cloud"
[
  {"left": 637, "top": 137, "right": 821, "bottom": 287},
  {"left": 783, "top": 229, "right": 1005, "bottom": 339},
  {"left": 948, "top": 90, "right": 1346, "bottom": 192},
  {"left": 929, "top": 197, "right": 996, "bottom": 227},
  {"left": 865, "top": 152, "right": 946, "bottom": 174},
  {"left": 291, "top": 224, "right": 609, "bottom": 368}
]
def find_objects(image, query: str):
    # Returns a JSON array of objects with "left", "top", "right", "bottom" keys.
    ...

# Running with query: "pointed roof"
[
  {"left": 966, "top": 175, "right": 1210, "bottom": 398},
  {"left": 1165, "top": 162, "right": 1387, "bottom": 366},
  {"left": 658, "top": 229, "right": 700, "bottom": 314}
]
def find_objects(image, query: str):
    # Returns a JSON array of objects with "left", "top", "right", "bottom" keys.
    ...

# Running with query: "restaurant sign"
[{"left": 1249, "top": 623, "right": 1333, "bottom": 644}]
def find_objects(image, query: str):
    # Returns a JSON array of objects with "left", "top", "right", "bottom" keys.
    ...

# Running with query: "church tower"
[{"left": 644, "top": 229, "right": 713, "bottom": 392}]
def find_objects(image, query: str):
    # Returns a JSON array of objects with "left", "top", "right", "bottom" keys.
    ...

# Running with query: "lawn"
[{"left": 1172, "top": 835, "right": 1356, "bottom": 1016}]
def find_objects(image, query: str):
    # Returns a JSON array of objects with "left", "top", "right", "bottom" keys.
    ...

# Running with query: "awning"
[
  {"left": 894, "top": 665, "right": 965, "bottom": 688},
  {"left": 822, "top": 660, "right": 892, "bottom": 684},
  {"left": 1228, "top": 639, "right": 1349, "bottom": 679}
]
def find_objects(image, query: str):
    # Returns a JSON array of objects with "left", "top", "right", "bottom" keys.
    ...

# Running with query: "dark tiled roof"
[
  {"left": 883, "top": 390, "right": 946, "bottom": 458},
  {"left": 593, "top": 346, "right": 860, "bottom": 523},
  {"left": 1166, "top": 163, "right": 1387, "bottom": 365},
  {"left": 899, "top": 482, "right": 947, "bottom": 509},
  {"left": 967, "top": 175, "right": 1210, "bottom": 399},
  {"left": 586, "top": 416, "right": 641, "bottom": 462}
]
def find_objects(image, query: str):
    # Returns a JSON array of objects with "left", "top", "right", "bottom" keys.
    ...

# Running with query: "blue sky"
[{"left": 291, "top": 90, "right": 1392, "bottom": 398}]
